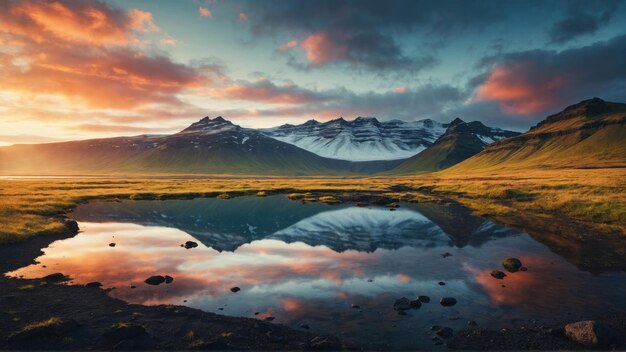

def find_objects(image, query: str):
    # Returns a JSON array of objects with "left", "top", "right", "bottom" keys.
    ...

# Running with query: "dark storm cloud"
[
  {"left": 471, "top": 34, "right": 626, "bottom": 121},
  {"left": 247, "top": 0, "right": 503, "bottom": 72},
  {"left": 210, "top": 80, "right": 463, "bottom": 121},
  {"left": 548, "top": 0, "right": 619, "bottom": 44}
]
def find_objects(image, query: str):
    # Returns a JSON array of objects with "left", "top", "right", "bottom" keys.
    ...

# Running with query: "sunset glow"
[{"left": 0, "top": 0, "right": 624, "bottom": 146}]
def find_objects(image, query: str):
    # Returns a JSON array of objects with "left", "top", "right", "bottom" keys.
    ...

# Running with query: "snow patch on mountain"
[
  {"left": 262, "top": 117, "right": 447, "bottom": 161},
  {"left": 270, "top": 207, "right": 449, "bottom": 252}
]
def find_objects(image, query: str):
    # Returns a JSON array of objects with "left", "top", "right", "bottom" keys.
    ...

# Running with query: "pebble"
[{"left": 440, "top": 297, "right": 457, "bottom": 307}]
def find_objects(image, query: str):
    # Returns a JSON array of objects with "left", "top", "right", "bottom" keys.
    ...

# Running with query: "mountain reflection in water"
[{"left": 7, "top": 196, "right": 626, "bottom": 350}]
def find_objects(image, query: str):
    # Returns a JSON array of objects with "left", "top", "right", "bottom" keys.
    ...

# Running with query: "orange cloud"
[
  {"left": 0, "top": 1, "right": 147, "bottom": 46},
  {"left": 239, "top": 12, "right": 248, "bottom": 21},
  {"left": 475, "top": 64, "right": 566, "bottom": 115},
  {"left": 0, "top": 0, "right": 212, "bottom": 111},
  {"left": 300, "top": 32, "right": 348, "bottom": 65},
  {"left": 394, "top": 85, "right": 407, "bottom": 94},
  {"left": 129, "top": 9, "right": 159, "bottom": 33},
  {"left": 198, "top": 7, "right": 212, "bottom": 17},
  {"left": 278, "top": 40, "right": 298, "bottom": 52}
]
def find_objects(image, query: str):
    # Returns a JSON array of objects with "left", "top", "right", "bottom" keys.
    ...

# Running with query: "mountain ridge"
[
  {"left": 390, "top": 118, "right": 520, "bottom": 173},
  {"left": 445, "top": 98, "right": 626, "bottom": 172}
]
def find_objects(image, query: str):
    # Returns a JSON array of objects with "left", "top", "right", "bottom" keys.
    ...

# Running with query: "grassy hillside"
[
  {"left": 446, "top": 98, "right": 626, "bottom": 172},
  {"left": 391, "top": 119, "right": 516, "bottom": 174}
]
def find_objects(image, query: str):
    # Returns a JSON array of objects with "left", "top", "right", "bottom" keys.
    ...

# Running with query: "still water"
[{"left": 8, "top": 196, "right": 626, "bottom": 349}]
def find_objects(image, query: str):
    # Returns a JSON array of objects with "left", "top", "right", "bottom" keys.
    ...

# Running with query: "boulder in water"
[
  {"left": 144, "top": 275, "right": 165, "bottom": 285},
  {"left": 502, "top": 258, "right": 522, "bottom": 272}
]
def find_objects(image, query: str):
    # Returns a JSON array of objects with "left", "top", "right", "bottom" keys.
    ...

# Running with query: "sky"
[{"left": 1, "top": 0, "right": 625, "bottom": 145}]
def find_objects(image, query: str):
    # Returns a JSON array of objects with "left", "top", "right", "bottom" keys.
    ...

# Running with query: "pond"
[{"left": 7, "top": 195, "right": 626, "bottom": 349}]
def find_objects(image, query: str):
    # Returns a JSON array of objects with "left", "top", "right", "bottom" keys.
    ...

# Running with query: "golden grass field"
[{"left": 0, "top": 168, "right": 624, "bottom": 245}]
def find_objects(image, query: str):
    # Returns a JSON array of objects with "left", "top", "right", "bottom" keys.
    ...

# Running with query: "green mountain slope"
[
  {"left": 445, "top": 98, "right": 626, "bottom": 172},
  {"left": 390, "top": 118, "right": 519, "bottom": 174}
]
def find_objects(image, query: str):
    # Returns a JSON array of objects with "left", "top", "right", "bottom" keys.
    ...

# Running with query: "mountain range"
[
  {"left": 262, "top": 116, "right": 514, "bottom": 162},
  {"left": 0, "top": 98, "right": 623, "bottom": 175}
]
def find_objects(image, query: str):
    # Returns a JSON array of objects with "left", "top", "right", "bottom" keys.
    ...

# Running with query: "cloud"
[
  {"left": 548, "top": 1, "right": 619, "bottom": 44},
  {"left": 239, "top": 12, "right": 248, "bottom": 21},
  {"left": 0, "top": 0, "right": 219, "bottom": 110},
  {"left": 206, "top": 79, "right": 462, "bottom": 121},
  {"left": 0, "top": 0, "right": 138, "bottom": 45},
  {"left": 394, "top": 86, "right": 407, "bottom": 94},
  {"left": 277, "top": 39, "right": 298, "bottom": 52},
  {"left": 129, "top": 9, "right": 159, "bottom": 33},
  {"left": 473, "top": 34, "right": 626, "bottom": 118},
  {"left": 160, "top": 36, "right": 177, "bottom": 46},
  {"left": 300, "top": 32, "right": 348, "bottom": 65},
  {"left": 211, "top": 79, "right": 332, "bottom": 104},
  {"left": 247, "top": 0, "right": 502, "bottom": 72},
  {"left": 198, "top": 7, "right": 212, "bottom": 17}
]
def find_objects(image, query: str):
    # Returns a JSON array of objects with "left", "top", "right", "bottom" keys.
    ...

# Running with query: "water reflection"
[
  {"left": 8, "top": 196, "right": 626, "bottom": 350},
  {"left": 69, "top": 196, "right": 517, "bottom": 251}
]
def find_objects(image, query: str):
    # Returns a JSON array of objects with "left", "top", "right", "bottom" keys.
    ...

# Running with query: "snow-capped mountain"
[
  {"left": 262, "top": 117, "right": 447, "bottom": 161},
  {"left": 270, "top": 207, "right": 450, "bottom": 252}
]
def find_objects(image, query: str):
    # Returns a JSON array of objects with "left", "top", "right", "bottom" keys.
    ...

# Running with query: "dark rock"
[
  {"left": 438, "top": 281, "right": 445, "bottom": 286},
  {"left": 564, "top": 320, "right": 616, "bottom": 347},
  {"left": 63, "top": 219, "right": 79, "bottom": 233},
  {"left": 435, "top": 326, "right": 454, "bottom": 338},
  {"left": 418, "top": 295, "right": 431, "bottom": 303},
  {"left": 130, "top": 285, "right": 136, "bottom": 289},
  {"left": 440, "top": 297, "right": 457, "bottom": 307},
  {"left": 164, "top": 275, "right": 173, "bottom": 284},
  {"left": 468, "top": 320, "right": 478, "bottom": 326},
  {"left": 442, "top": 252, "right": 453, "bottom": 258},
  {"left": 300, "top": 324, "right": 310, "bottom": 330},
  {"left": 41, "top": 273, "right": 68, "bottom": 282},
  {"left": 184, "top": 241, "right": 198, "bottom": 249},
  {"left": 393, "top": 297, "right": 412, "bottom": 311},
  {"left": 490, "top": 270, "right": 507, "bottom": 279},
  {"left": 502, "top": 257, "right": 522, "bottom": 272},
  {"left": 409, "top": 299, "right": 422, "bottom": 309},
  {"left": 103, "top": 323, "right": 146, "bottom": 343},
  {"left": 144, "top": 276, "right": 165, "bottom": 286},
  {"left": 230, "top": 287, "right": 240, "bottom": 293},
  {"left": 109, "top": 243, "right": 116, "bottom": 247},
  {"left": 520, "top": 266, "right": 528, "bottom": 271},
  {"left": 85, "top": 281, "right": 103, "bottom": 288},
  {"left": 266, "top": 331, "right": 285, "bottom": 342},
  {"left": 254, "top": 312, "right": 260, "bottom": 315},
  {"left": 264, "top": 316, "right": 275, "bottom": 322},
  {"left": 351, "top": 304, "right": 360, "bottom": 309}
]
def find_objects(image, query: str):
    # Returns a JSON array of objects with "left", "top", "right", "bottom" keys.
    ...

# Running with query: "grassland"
[{"left": 1, "top": 168, "right": 624, "bottom": 246}]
